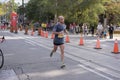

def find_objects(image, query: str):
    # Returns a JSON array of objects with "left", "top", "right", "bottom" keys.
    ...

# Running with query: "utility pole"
[
  {"left": 54, "top": 0, "right": 58, "bottom": 23},
  {"left": 22, "top": 0, "right": 24, "bottom": 27},
  {"left": 104, "top": 12, "right": 107, "bottom": 28},
  {"left": 22, "top": 0, "right": 24, "bottom": 10}
]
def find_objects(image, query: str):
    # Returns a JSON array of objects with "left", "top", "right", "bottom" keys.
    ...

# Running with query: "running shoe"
[
  {"left": 50, "top": 51, "right": 53, "bottom": 57},
  {"left": 61, "top": 64, "right": 66, "bottom": 68}
]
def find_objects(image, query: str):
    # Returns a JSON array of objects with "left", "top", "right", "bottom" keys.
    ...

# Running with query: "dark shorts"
[{"left": 54, "top": 43, "right": 64, "bottom": 46}]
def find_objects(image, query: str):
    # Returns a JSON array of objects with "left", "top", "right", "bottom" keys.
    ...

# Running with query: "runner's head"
[{"left": 58, "top": 16, "right": 64, "bottom": 24}]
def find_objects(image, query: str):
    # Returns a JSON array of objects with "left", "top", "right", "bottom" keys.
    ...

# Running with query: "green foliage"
[
  {"left": 67, "top": 0, "right": 107, "bottom": 25},
  {"left": 25, "top": 0, "right": 53, "bottom": 22},
  {"left": 0, "top": 3, "right": 4, "bottom": 15},
  {"left": 21, "top": 0, "right": 120, "bottom": 26},
  {"left": 105, "top": 0, "right": 120, "bottom": 25}
]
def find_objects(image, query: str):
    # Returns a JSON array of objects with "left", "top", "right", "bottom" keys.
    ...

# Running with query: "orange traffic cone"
[
  {"left": 45, "top": 31, "right": 48, "bottom": 38},
  {"left": 79, "top": 37, "right": 84, "bottom": 45},
  {"left": 94, "top": 38, "right": 102, "bottom": 49},
  {"left": 41, "top": 30, "right": 44, "bottom": 37},
  {"left": 51, "top": 33, "right": 54, "bottom": 39},
  {"left": 112, "top": 39, "right": 120, "bottom": 54},
  {"left": 42, "top": 31, "right": 45, "bottom": 37},
  {"left": 38, "top": 28, "right": 41, "bottom": 35},
  {"left": 43, "top": 31, "right": 45, "bottom": 37},
  {"left": 40, "top": 30, "right": 43, "bottom": 36},
  {"left": 66, "top": 35, "right": 70, "bottom": 43}
]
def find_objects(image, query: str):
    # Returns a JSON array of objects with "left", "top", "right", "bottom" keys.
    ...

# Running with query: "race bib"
[{"left": 58, "top": 34, "right": 64, "bottom": 38}]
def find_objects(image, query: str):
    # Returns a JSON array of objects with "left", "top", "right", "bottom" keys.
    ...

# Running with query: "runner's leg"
[
  {"left": 59, "top": 44, "right": 65, "bottom": 64},
  {"left": 59, "top": 44, "right": 66, "bottom": 68},
  {"left": 50, "top": 45, "right": 58, "bottom": 57}
]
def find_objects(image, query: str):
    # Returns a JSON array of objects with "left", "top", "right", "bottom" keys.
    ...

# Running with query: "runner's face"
[{"left": 59, "top": 18, "right": 64, "bottom": 23}]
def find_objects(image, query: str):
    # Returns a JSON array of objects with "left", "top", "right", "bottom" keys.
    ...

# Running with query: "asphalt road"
[{"left": 0, "top": 30, "right": 120, "bottom": 80}]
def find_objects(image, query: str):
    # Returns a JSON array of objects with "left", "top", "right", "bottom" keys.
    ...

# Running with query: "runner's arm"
[{"left": 64, "top": 29, "right": 69, "bottom": 35}]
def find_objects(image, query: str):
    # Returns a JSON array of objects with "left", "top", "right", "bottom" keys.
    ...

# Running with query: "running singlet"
[{"left": 53, "top": 23, "right": 66, "bottom": 44}]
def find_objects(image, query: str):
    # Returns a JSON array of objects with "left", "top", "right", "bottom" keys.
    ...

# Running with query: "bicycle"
[
  {"left": 0, "top": 36, "right": 5, "bottom": 69},
  {"left": 0, "top": 49, "right": 4, "bottom": 69}
]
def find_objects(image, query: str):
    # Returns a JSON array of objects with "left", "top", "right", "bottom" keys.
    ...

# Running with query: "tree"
[
  {"left": 25, "top": 0, "right": 69, "bottom": 22},
  {"left": 0, "top": 3, "right": 4, "bottom": 15},
  {"left": 24, "top": 0, "right": 120, "bottom": 27},
  {"left": 105, "top": 0, "right": 120, "bottom": 25}
]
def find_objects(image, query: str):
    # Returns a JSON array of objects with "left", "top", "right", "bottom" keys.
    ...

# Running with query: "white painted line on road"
[
  {"left": 65, "top": 53, "right": 114, "bottom": 80},
  {"left": 10, "top": 33, "right": 37, "bottom": 46},
  {"left": 10, "top": 33, "right": 119, "bottom": 79},
  {"left": 25, "top": 41, "right": 36, "bottom": 46},
  {"left": 24, "top": 38, "right": 114, "bottom": 80},
  {"left": 78, "top": 64, "right": 113, "bottom": 80}
]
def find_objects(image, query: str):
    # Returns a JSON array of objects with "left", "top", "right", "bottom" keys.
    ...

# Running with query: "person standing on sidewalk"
[
  {"left": 50, "top": 16, "right": 68, "bottom": 68},
  {"left": 108, "top": 24, "right": 114, "bottom": 39},
  {"left": 90, "top": 25, "right": 95, "bottom": 37},
  {"left": 97, "top": 22, "right": 103, "bottom": 38}
]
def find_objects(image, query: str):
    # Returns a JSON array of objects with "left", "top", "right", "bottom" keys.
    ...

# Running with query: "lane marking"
[
  {"left": 10, "top": 33, "right": 120, "bottom": 79},
  {"left": 24, "top": 38, "right": 114, "bottom": 80}
]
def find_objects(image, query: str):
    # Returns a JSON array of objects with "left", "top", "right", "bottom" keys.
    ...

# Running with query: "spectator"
[
  {"left": 75, "top": 24, "right": 80, "bottom": 34},
  {"left": 73, "top": 22, "right": 76, "bottom": 34},
  {"left": 97, "top": 22, "right": 103, "bottom": 38},
  {"left": 103, "top": 29, "right": 107, "bottom": 39},
  {"left": 69, "top": 23, "right": 74, "bottom": 34},
  {"left": 90, "top": 25, "right": 95, "bottom": 37},
  {"left": 82, "top": 23, "right": 88, "bottom": 36},
  {"left": 108, "top": 24, "right": 114, "bottom": 39}
]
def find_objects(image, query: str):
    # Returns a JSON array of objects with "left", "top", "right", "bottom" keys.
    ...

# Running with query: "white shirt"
[{"left": 97, "top": 24, "right": 103, "bottom": 30}]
